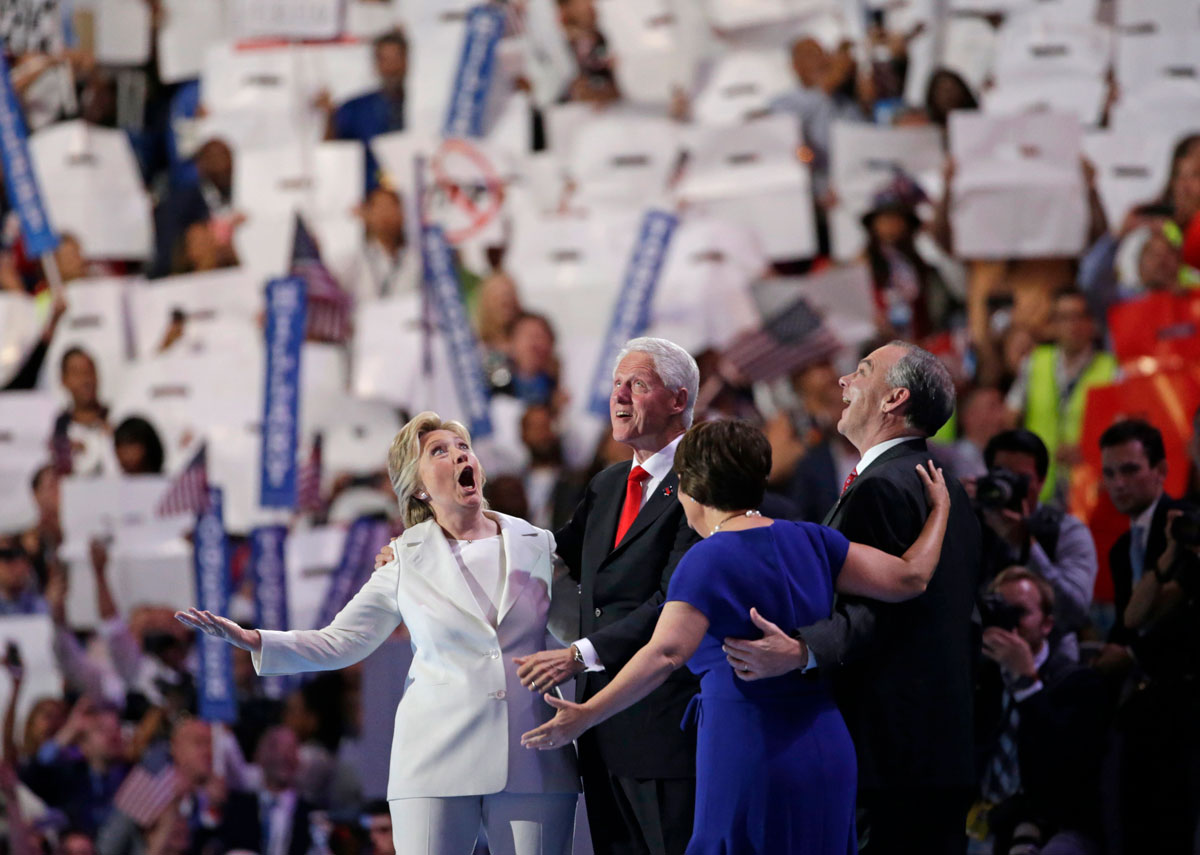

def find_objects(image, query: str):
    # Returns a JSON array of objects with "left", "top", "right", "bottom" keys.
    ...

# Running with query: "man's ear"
[
  {"left": 880, "top": 386, "right": 911, "bottom": 415},
  {"left": 672, "top": 388, "right": 689, "bottom": 417}
]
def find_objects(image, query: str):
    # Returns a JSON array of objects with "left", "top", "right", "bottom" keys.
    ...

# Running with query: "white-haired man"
[{"left": 516, "top": 336, "right": 701, "bottom": 855}]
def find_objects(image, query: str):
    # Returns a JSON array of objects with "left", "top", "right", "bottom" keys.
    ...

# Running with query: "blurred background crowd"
[{"left": 1, "top": 0, "right": 1200, "bottom": 854}]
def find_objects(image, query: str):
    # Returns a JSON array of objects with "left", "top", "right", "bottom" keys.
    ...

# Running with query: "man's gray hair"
[
  {"left": 884, "top": 340, "right": 956, "bottom": 437},
  {"left": 614, "top": 337, "right": 700, "bottom": 428}
]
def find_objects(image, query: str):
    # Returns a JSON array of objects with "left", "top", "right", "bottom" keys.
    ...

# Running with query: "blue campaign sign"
[
  {"left": 194, "top": 487, "right": 237, "bottom": 723},
  {"left": 251, "top": 525, "right": 292, "bottom": 699},
  {"left": 588, "top": 210, "right": 678, "bottom": 417},
  {"left": 420, "top": 224, "right": 494, "bottom": 438},
  {"left": 0, "top": 53, "right": 57, "bottom": 256},
  {"left": 260, "top": 276, "right": 308, "bottom": 507},
  {"left": 443, "top": 4, "right": 505, "bottom": 138}
]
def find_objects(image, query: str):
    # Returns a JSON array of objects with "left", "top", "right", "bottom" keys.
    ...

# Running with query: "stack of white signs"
[{"left": 950, "top": 110, "right": 1087, "bottom": 258}]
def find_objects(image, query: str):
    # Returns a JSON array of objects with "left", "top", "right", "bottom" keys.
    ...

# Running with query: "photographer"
[
  {"left": 974, "top": 568, "right": 1108, "bottom": 855},
  {"left": 976, "top": 430, "right": 1099, "bottom": 660}
]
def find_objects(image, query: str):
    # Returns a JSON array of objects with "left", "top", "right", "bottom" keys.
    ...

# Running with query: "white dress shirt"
[{"left": 574, "top": 435, "right": 684, "bottom": 671}]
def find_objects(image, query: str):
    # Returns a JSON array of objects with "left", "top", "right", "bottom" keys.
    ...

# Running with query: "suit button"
[
  {"left": 493, "top": 690, "right": 507, "bottom": 699},
  {"left": 487, "top": 649, "right": 500, "bottom": 659},
  {"left": 594, "top": 608, "right": 602, "bottom": 618}
]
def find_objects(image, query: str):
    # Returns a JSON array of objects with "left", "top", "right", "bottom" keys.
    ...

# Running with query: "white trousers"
[{"left": 389, "top": 792, "right": 577, "bottom": 855}]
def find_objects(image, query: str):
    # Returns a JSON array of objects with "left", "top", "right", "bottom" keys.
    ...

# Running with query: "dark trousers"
[
  {"left": 858, "top": 787, "right": 972, "bottom": 855},
  {"left": 579, "top": 740, "right": 694, "bottom": 855}
]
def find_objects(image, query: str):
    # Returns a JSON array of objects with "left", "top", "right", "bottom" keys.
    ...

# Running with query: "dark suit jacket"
[
  {"left": 1107, "top": 494, "right": 1184, "bottom": 645},
  {"left": 974, "top": 646, "right": 1110, "bottom": 835},
  {"left": 800, "top": 438, "right": 982, "bottom": 791},
  {"left": 218, "top": 789, "right": 313, "bottom": 855},
  {"left": 555, "top": 460, "right": 701, "bottom": 779}
]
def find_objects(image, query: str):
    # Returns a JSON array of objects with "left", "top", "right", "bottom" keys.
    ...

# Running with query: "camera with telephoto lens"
[
  {"left": 980, "top": 592, "right": 1026, "bottom": 632},
  {"left": 975, "top": 469, "right": 1030, "bottom": 513}
]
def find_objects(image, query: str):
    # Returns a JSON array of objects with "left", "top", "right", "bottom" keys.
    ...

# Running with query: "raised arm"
[
  {"left": 176, "top": 556, "right": 403, "bottom": 676},
  {"left": 520, "top": 601, "right": 708, "bottom": 750},
  {"left": 836, "top": 461, "right": 951, "bottom": 602}
]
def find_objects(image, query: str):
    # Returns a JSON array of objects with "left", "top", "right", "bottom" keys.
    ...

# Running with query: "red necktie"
[
  {"left": 614, "top": 466, "right": 650, "bottom": 547},
  {"left": 841, "top": 468, "right": 858, "bottom": 497}
]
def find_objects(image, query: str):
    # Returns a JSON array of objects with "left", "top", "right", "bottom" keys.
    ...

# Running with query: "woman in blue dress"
[{"left": 522, "top": 419, "right": 951, "bottom": 854}]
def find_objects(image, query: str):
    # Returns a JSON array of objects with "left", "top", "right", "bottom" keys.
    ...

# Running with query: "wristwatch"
[{"left": 571, "top": 644, "right": 584, "bottom": 666}]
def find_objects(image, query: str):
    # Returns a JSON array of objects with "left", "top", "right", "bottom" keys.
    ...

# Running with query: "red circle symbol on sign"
[{"left": 428, "top": 138, "right": 505, "bottom": 245}]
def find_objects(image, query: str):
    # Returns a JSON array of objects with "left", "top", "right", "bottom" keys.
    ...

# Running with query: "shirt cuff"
[
  {"left": 1012, "top": 680, "right": 1044, "bottom": 703},
  {"left": 573, "top": 637, "right": 605, "bottom": 672},
  {"left": 802, "top": 645, "right": 817, "bottom": 672}
]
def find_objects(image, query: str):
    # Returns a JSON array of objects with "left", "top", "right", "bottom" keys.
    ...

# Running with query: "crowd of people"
[{"left": 0, "top": 0, "right": 1199, "bottom": 853}]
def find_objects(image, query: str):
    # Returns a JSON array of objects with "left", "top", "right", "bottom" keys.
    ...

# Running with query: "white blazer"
[{"left": 252, "top": 512, "right": 580, "bottom": 799}]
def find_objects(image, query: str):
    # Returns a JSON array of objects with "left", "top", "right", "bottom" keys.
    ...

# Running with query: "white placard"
[
  {"left": 346, "top": 0, "right": 403, "bottom": 39},
  {"left": 234, "top": 142, "right": 365, "bottom": 222},
  {"left": 691, "top": 47, "right": 794, "bottom": 126},
  {"left": 41, "top": 277, "right": 137, "bottom": 404},
  {"left": 675, "top": 114, "right": 816, "bottom": 261},
  {"left": 519, "top": 0, "right": 576, "bottom": 108},
  {"left": 703, "top": 0, "right": 831, "bottom": 31},
  {"left": 0, "top": 391, "right": 58, "bottom": 532},
  {"left": 29, "top": 122, "right": 153, "bottom": 261},
  {"left": 0, "top": 616, "right": 63, "bottom": 737},
  {"left": 1114, "top": 0, "right": 1200, "bottom": 99},
  {"left": 126, "top": 268, "right": 263, "bottom": 359},
  {"left": 157, "top": 0, "right": 231, "bottom": 84},
  {"left": 1083, "top": 129, "right": 1175, "bottom": 233},
  {"left": 230, "top": 0, "right": 343, "bottom": 41},
  {"left": 983, "top": 73, "right": 1108, "bottom": 127},
  {"left": 286, "top": 526, "right": 347, "bottom": 630},
  {"left": 0, "top": 292, "right": 42, "bottom": 389},
  {"left": 1109, "top": 79, "right": 1200, "bottom": 147},
  {"left": 60, "top": 475, "right": 176, "bottom": 545},
  {"left": 596, "top": 0, "right": 698, "bottom": 106},
  {"left": 950, "top": 110, "right": 1088, "bottom": 258},
  {"left": 992, "top": 11, "right": 1112, "bottom": 80},
  {"left": 829, "top": 121, "right": 944, "bottom": 262},
  {"left": 95, "top": 0, "right": 153, "bottom": 66},
  {"left": 566, "top": 109, "right": 682, "bottom": 207}
]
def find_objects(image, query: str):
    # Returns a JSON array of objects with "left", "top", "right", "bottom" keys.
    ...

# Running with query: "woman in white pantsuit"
[{"left": 176, "top": 412, "right": 579, "bottom": 855}]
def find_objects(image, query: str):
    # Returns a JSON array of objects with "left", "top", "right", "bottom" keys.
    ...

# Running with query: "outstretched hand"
[
  {"left": 916, "top": 459, "right": 949, "bottom": 511},
  {"left": 520, "top": 695, "right": 593, "bottom": 750},
  {"left": 174, "top": 608, "right": 261, "bottom": 652},
  {"left": 723, "top": 607, "right": 806, "bottom": 681}
]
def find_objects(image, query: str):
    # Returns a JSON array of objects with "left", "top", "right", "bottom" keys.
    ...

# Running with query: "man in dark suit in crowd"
[
  {"left": 219, "top": 726, "right": 313, "bottom": 855},
  {"left": 1098, "top": 419, "right": 1183, "bottom": 650},
  {"left": 974, "top": 568, "right": 1109, "bottom": 855},
  {"left": 516, "top": 336, "right": 701, "bottom": 855},
  {"left": 723, "top": 340, "right": 982, "bottom": 854}
]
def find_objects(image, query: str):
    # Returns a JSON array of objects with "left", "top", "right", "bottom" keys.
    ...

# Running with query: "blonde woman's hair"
[{"left": 387, "top": 411, "right": 486, "bottom": 528}]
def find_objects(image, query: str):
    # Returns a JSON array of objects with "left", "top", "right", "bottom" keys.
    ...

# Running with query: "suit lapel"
[
  {"left": 496, "top": 522, "right": 540, "bottom": 626},
  {"left": 605, "top": 471, "right": 680, "bottom": 563},
  {"left": 403, "top": 523, "right": 492, "bottom": 629},
  {"left": 585, "top": 466, "right": 627, "bottom": 567}
]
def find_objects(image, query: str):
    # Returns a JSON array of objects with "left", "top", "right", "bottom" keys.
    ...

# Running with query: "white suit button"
[
  {"left": 594, "top": 608, "right": 602, "bottom": 618},
  {"left": 492, "top": 690, "right": 506, "bottom": 699},
  {"left": 488, "top": 650, "right": 500, "bottom": 659}
]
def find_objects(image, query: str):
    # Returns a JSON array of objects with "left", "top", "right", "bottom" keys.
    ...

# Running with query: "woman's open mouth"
[{"left": 457, "top": 465, "right": 478, "bottom": 495}]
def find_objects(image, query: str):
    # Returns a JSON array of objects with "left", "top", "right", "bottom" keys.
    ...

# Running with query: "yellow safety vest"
[{"left": 1024, "top": 345, "right": 1117, "bottom": 502}]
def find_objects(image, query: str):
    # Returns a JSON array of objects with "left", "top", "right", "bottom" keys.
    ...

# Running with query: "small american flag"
[
  {"left": 296, "top": 433, "right": 323, "bottom": 514},
  {"left": 291, "top": 215, "right": 352, "bottom": 344},
  {"left": 722, "top": 296, "right": 841, "bottom": 384},
  {"left": 112, "top": 764, "right": 181, "bottom": 827},
  {"left": 155, "top": 444, "right": 210, "bottom": 517}
]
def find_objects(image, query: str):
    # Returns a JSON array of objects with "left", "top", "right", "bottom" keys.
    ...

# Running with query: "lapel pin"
[{"left": 663, "top": 486, "right": 673, "bottom": 497}]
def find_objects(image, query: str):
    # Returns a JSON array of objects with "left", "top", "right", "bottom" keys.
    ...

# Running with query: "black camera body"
[
  {"left": 1170, "top": 506, "right": 1200, "bottom": 549},
  {"left": 980, "top": 592, "right": 1026, "bottom": 632},
  {"left": 976, "top": 468, "right": 1030, "bottom": 513}
]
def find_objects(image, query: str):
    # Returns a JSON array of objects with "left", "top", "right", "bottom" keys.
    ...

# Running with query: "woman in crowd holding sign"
[{"left": 175, "top": 411, "right": 578, "bottom": 855}]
